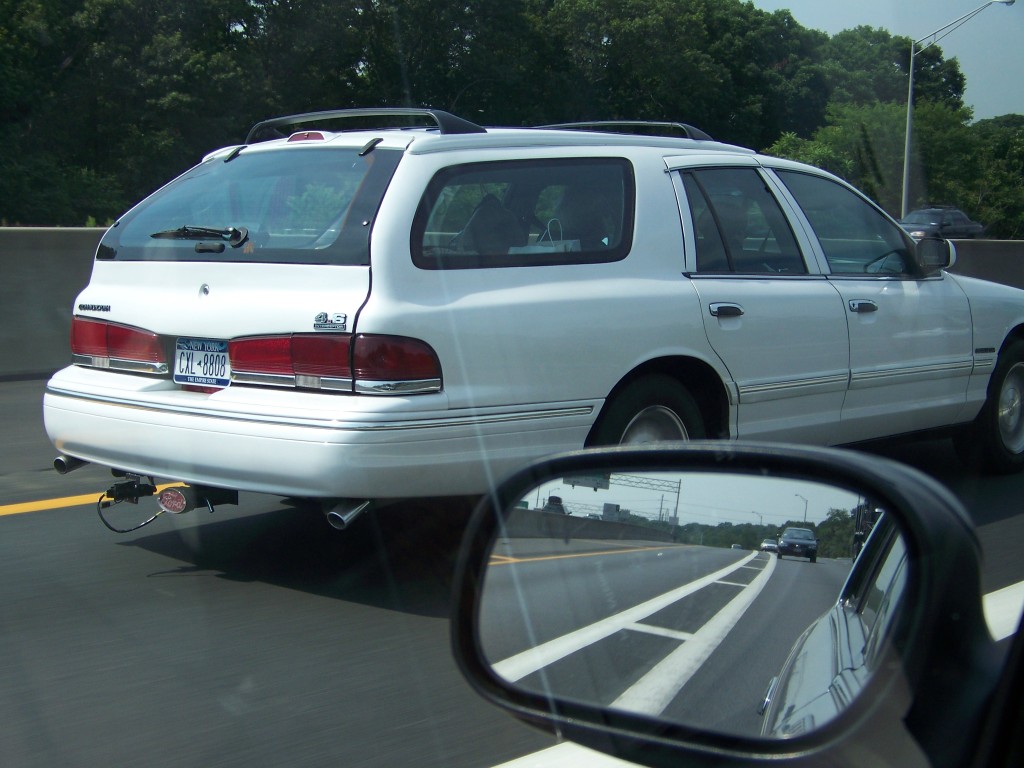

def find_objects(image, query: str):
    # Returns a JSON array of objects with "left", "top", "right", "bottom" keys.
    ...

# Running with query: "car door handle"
[
  {"left": 709, "top": 303, "right": 744, "bottom": 318},
  {"left": 848, "top": 300, "right": 878, "bottom": 314}
]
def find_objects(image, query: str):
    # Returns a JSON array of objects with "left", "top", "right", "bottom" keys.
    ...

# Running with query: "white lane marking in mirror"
[
  {"left": 611, "top": 553, "right": 777, "bottom": 716},
  {"left": 490, "top": 579, "right": 1024, "bottom": 768},
  {"left": 492, "top": 552, "right": 761, "bottom": 682},
  {"left": 489, "top": 741, "right": 637, "bottom": 767},
  {"left": 625, "top": 623, "right": 695, "bottom": 642},
  {"left": 984, "top": 579, "right": 1024, "bottom": 641}
]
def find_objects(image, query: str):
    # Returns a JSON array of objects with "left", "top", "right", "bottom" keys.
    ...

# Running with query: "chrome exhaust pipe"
[
  {"left": 54, "top": 455, "right": 89, "bottom": 474},
  {"left": 324, "top": 499, "right": 372, "bottom": 530}
]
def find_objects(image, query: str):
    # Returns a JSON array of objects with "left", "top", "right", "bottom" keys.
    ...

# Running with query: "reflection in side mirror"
[
  {"left": 916, "top": 236, "right": 954, "bottom": 272},
  {"left": 477, "top": 469, "right": 901, "bottom": 739},
  {"left": 453, "top": 444, "right": 998, "bottom": 768}
]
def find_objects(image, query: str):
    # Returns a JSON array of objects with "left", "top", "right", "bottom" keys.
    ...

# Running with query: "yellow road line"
[
  {"left": 490, "top": 544, "right": 677, "bottom": 565},
  {"left": 0, "top": 483, "right": 184, "bottom": 517}
]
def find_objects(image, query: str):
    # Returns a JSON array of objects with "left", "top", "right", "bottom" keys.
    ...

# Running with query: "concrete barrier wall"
[
  {"left": 0, "top": 229, "right": 1021, "bottom": 380},
  {"left": 947, "top": 240, "right": 1024, "bottom": 286},
  {"left": 0, "top": 228, "right": 102, "bottom": 380},
  {"left": 505, "top": 508, "right": 675, "bottom": 542}
]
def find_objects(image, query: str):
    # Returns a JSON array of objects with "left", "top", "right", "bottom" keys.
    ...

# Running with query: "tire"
[
  {"left": 588, "top": 375, "right": 706, "bottom": 446},
  {"left": 955, "top": 340, "right": 1024, "bottom": 474},
  {"left": 809, "top": 553, "right": 816, "bottom": 564}
]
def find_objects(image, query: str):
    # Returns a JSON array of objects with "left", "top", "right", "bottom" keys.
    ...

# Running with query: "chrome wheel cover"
[
  {"left": 619, "top": 405, "right": 689, "bottom": 444},
  {"left": 997, "top": 362, "right": 1024, "bottom": 454}
]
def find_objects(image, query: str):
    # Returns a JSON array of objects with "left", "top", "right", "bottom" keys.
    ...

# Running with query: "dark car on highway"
[
  {"left": 898, "top": 206, "right": 984, "bottom": 240},
  {"left": 777, "top": 526, "right": 818, "bottom": 562}
]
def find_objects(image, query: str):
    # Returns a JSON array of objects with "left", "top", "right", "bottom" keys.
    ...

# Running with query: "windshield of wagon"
[
  {"left": 101, "top": 147, "right": 401, "bottom": 265},
  {"left": 902, "top": 211, "right": 941, "bottom": 224},
  {"left": 784, "top": 528, "right": 815, "bottom": 539}
]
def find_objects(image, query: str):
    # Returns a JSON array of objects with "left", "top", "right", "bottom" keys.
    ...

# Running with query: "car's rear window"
[
  {"left": 98, "top": 147, "right": 402, "bottom": 265},
  {"left": 411, "top": 158, "right": 635, "bottom": 269}
]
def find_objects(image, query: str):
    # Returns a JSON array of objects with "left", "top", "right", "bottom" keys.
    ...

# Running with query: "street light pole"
[
  {"left": 901, "top": 0, "right": 1016, "bottom": 218},
  {"left": 795, "top": 493, "right": 808, "bottom": 523}
]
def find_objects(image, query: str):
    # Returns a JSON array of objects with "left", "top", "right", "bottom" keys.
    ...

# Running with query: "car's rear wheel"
[
  {"left": 588, "top": 375, "right": 705, "bottom": 446},
  {"left": 955, "top": 340, "right": 1024, "bottom": 473}
]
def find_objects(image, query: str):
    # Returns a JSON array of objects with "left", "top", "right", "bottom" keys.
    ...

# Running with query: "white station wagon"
[{"left": 43, "top": 108, "right": 1024, "bottom": 528}]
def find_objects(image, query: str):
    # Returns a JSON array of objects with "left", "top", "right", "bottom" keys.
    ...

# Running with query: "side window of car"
[
  {"left": 860, "top": 533, "right": 908, "bottom": 664},
  {"left": 412, "top": 158, "right": 635, "bottom": 269},
  {"left": 682, "top": 167, "right": 806, "bottom": 275},
  {"left": 840, "top": 514, "right": 908, "bottom": 665},
  {"left": 775, "top": 170, "right": 915, "bottom": 276}
]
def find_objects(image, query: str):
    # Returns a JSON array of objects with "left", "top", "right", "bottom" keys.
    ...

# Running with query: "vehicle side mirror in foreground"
[
  {"left": 917, "top": 236, "right": 954, "bottom": 273},
  {"left": 451, "top": 443, "right": 1005, "bottom": 768}
]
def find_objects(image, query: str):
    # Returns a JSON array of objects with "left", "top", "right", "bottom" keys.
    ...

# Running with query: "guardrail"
[{"left": 0, "top": 228, "right": 1021, "bottom": 380}]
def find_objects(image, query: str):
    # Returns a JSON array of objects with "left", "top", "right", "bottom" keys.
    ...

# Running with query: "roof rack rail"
[
  {"left": 537, "top": 120, "right": 714, "bottom": 141},
  {"left": 244, "top": 108, "right": 486, "bottom": 144}
]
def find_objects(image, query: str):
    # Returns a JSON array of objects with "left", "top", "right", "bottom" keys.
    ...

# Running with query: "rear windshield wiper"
[{"left": 150, "top": 225, "right": 248, "bottom": 247}]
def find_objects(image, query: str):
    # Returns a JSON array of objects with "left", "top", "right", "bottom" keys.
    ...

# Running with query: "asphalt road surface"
[{"left": 2, "top": 378, "right": 1022, "bottom": 767}]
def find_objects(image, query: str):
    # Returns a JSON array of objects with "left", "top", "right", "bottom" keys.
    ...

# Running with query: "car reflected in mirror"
[{"left": 452, "top": 443, "right": 1003, "bottom": 768}]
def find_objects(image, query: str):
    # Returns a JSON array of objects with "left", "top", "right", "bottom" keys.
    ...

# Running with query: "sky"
[
  {"left": 531, "top": 473, "right": 862, "bottom": 528},
  {"left": 749, "top": 0, "right": 1023, "bottom": 120}
]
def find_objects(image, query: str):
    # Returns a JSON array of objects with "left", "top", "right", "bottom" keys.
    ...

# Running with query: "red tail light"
[
  {"left": 228, "top": 334, "right": 441, "bottom": 394},
  {"left": 293, "top": 335, "right": 353, "bottom": 378},
  {"left": 70, "top": 322, "right": 442, "bottom": 394},
  {"left": 230, "top": 334, "right": 354, "bottom": 391},
  {"left": 71, "top": 317, "right": 166, "bottom": 373},
  {"left": 228, "top": 336, "right": 296, "bottom": 376},
  {"left": 352, "top": 335, "right": 442, "bottom": 391}
]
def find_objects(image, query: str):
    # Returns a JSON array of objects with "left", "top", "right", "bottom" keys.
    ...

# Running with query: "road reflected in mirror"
[{"left": 478, "top": 470, "right": 906, "bottom": 738}]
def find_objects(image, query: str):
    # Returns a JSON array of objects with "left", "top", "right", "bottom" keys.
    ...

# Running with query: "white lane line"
[
  {"left": 625, "top": 623, "right": 695, "bottom": 642},
  {"left": 612, "top": 552, "right": 776, "bottom": 716},
  {"left": 984, "top": 580, "right": 1024, "bottom": 641},
  {"left": 491, "top": 552, "right": 760, "bottom": 682},
  {"left": 489, "top": 741, "right": 637, "bottom": 767}
]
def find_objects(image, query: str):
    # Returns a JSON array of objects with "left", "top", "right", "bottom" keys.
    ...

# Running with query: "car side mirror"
[
  {"left": 917, "top": 236, "right": 955, "bottom": 273},
  {"left": 451, "top": 443, "right": 1003, "bottom": 768}
]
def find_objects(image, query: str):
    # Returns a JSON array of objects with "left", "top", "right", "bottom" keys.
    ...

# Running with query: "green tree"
[
  {"left": 815, "top": 508, "right": 854, "bottom": 559},
  {"left": 540, "top": 0, "right": 828, "bottom": 148},
  {"left": 357, "top": 0, "right": 545, "bottom": 124},
  {"left": 969, "top": 116, "right": 1024, "bottom": 239},
  {"left": 0, "top": 0, "right": 258, "bottom": 224},
  {"left": 822, "top": 26, "right": 964, "bottom": 109},
  {"left": 766, "top": 100, "right": 981, "bottom": 220}
]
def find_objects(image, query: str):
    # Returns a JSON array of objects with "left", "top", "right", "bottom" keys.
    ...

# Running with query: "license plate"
[{"left": 174, "top": 338, "right": 231, "bottom": 388}]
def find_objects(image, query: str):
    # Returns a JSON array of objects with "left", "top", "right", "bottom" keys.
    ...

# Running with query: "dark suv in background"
[
  {"left": 899, "top": 206, "right": 985, "bottom": 240},
  {"left": 777, "top": 527, "right": 818, "bottom": 563}
]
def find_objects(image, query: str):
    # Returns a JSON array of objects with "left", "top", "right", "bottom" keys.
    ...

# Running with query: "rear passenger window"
[
  {"left": 412, "top": 159, "right": 634, "bottom": 269},
  {"left": 682, "top": 168, "right": 805, "bottom": 275}
]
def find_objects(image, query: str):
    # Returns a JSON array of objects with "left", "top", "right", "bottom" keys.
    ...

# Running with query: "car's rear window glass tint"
[
  {"left": 101, "top": 147, "right": 401, "bottom": 265},
  {"left": 412, "top": 158, "right": 634, "bottom": 269}
]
